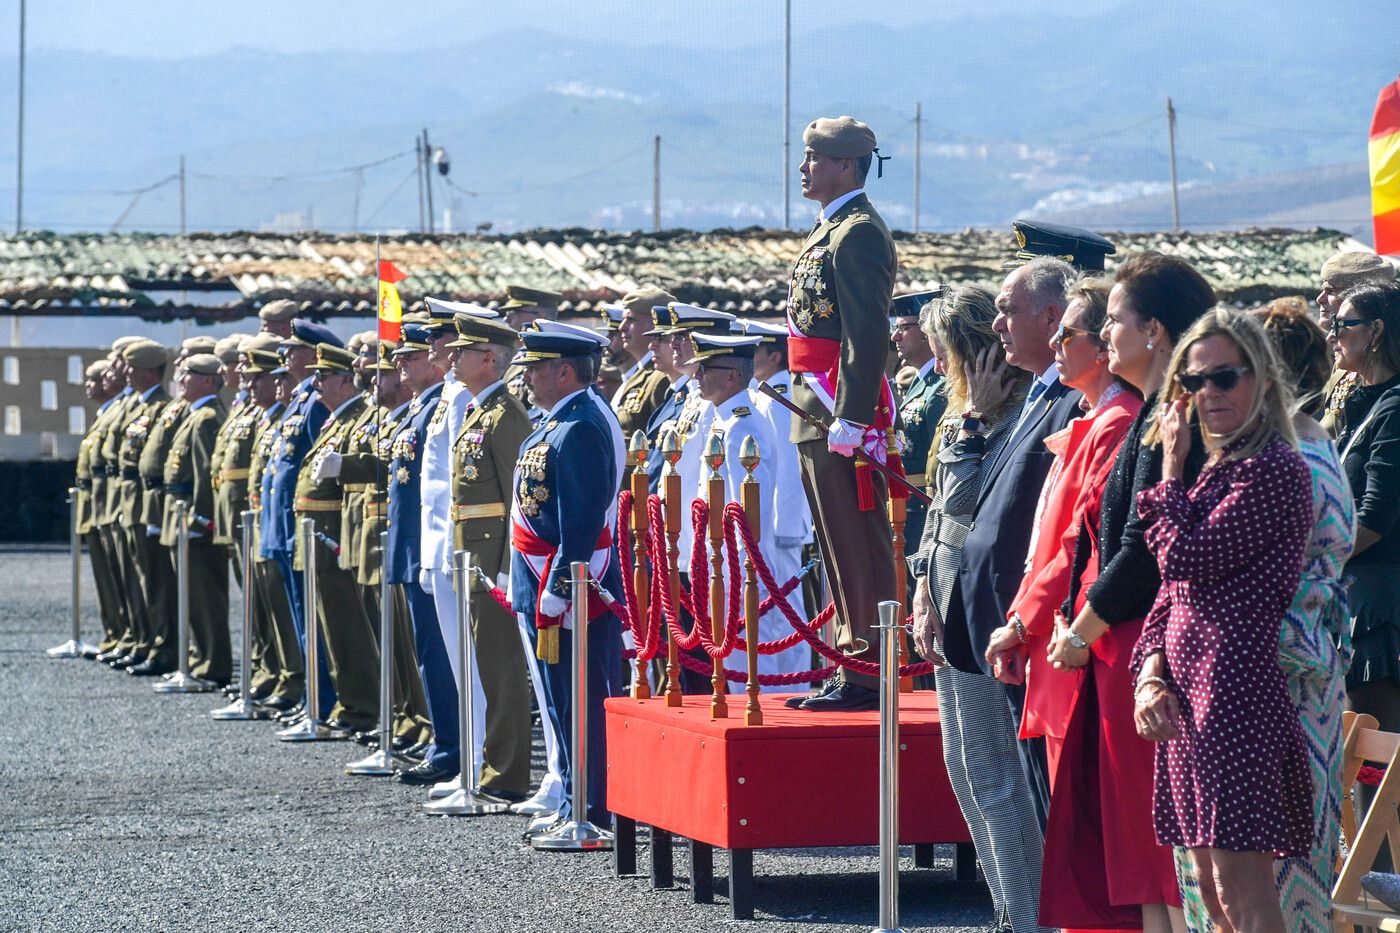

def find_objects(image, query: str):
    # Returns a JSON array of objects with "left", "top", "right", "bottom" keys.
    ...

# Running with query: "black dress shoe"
[
  {"left": 81, "top": 646, "right": 101, "bottom": 660},
  {"left": 254, "top": 695, "right": 296, "bottom": 714},
  {"left": 784, "top": 678, "right": 838, "bottom": 709},
  {"left": 128, "top": 658, "right": 173, "bottom": 677},
  {"left": 800, "top": 681, "right": 878, "bottom": 712},
  {"left": 95, "top": 648, "right": 125, "bottom": 663},
  {"left": 479, "top": 787, "right": 529, "bottom": 804},
  {"left": 275, "top": 704, "right": 306, "bottom": 724},
  {"left": 109, "top": 653, "right": 140, "bottom": 669},
  {"left": 397, "top": 761, "right": 457, "bottom": 786}
]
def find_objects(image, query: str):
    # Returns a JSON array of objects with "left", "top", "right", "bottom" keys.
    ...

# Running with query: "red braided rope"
[{"left": 1358, "top": 765, "right": 1387, "bottom": 787}]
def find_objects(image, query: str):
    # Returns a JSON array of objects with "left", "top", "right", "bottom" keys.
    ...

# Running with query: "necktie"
[{"left": 1012, "top": 379, "right": 1049, "bottom": 437}]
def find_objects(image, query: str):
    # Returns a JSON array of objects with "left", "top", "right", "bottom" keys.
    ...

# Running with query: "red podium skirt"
[{"left": 1039, "top": 617, "right": 1181, "bottom": 931}]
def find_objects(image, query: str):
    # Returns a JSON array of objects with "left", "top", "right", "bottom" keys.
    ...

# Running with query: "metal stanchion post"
[
  {"left": 426, "top": 550, "right": 507, "bottom": 814},
  {"left": 278, "top": 518, "right": 331, "bottom": 740},
  {"left": 348, "top": 530, "right": 398, "bottom": 774},
  {"left": 532, "top": 561, "right": 613, "bottom": 850},
  {"left": 872, "top": 600, "right": 905, "bottom": 933},
  {"left": 48, "top": 486, "right": 96, "bottom": 658},
  {"left": 155, "top": 500, "right": 215, "bottom": 693},
  {"left": 213, "top": 510, "right": 269, "bottom": 719}
]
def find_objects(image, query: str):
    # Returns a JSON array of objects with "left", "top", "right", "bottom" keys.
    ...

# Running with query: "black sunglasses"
[
  {"left": 1051, "top": 323, "right": 1099, "bottom": 349},
  {"left": 1178, "top": 366, "right": 1251, "bottom": 393},
  {"left": 1329, "top": 317, "right": 1368, "bottom": 336}
]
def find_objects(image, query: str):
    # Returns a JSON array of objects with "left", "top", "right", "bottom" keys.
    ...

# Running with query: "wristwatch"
[
  {"left": 1065, "top": 630, "right": 1090, "bottom": 650},
  {"left": 960, "top": 409, "right": 987, "bottom": 435}
]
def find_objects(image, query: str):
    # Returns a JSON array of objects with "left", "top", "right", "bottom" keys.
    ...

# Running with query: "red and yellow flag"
[
  {"left": 377, "top": 259, "right": 408, "bottom": 341},
  {"left": 1372, "top": 76, "right": 1400, "bottom": 255}
]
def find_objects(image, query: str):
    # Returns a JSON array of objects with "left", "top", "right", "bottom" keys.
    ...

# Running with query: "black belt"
[
  {"left": 142, "top": 478, "right": 165, "bottom": 490},
  {"left": 76, "top": 480, "right": 92, "bottom": 491},
  {"left": 167, "top": 483, "right": 193, "bottom": 497},
  {"left": 121, "top": 468, "right": 139, "bottom": 480}
]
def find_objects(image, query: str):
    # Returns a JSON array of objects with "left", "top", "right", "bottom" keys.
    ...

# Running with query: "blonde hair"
[
  {"left": 921, "top": 283, "right": 1011, "bottom": 419},
  {"left": 1149, "top": 307, "right": 1297, "bottom": 460}
]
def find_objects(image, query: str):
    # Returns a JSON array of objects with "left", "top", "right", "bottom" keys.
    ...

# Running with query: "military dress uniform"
[
  {"left": 115, "top": 381, "right": 172, "bottom": 663},
  {"left": 786, "top": 120, "right": 899, "bottom": 696},
  {"left": 138, "top": 393, "right": 192, "bottom": 669},
  {"left": 160, "top": 385, "right": 230, "bottom": 684},
  {"left": 447, "top": 326, "right": 534, "bottom": 796},
  {"left": 92, "top": 384, "right": 136, "bottom": 658},
  {"left": 611, "top": 351, "right": 670, "bottom": 440},
  {"left": 293, "top": 358, "right": 380, "bottom": 733},
  {"left": 246, "top": 394, "right": 304, "bottom": 706},
  {"left": 79, "top": 385, "right": 130, "bottom": 651}
]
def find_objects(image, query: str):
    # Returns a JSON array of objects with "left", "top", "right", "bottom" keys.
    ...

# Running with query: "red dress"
[{"left": 1022, "top": 388, "right": 1181, "bottom": 931}]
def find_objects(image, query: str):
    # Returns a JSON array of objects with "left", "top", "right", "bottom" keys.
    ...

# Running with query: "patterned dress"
[
  {"left": 1173, "top": 436, "right": 1356, "bottom": 931},
  {"left": 1133, "top": 436, "right": 1315, "bottom": 855}
]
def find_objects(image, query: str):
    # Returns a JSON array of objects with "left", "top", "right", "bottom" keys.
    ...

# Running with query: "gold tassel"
[{"left": 537, "top": 625, "right": 560, "bottom": 665}]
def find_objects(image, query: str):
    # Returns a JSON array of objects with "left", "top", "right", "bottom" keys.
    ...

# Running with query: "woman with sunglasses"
[
  {"left": 984, "top": 276, "right": 1159, "bottom": 931},
  {"left": 1332, "top": 281, "right": 1400, "bottom": 733},
  {"left": 1130, "top": 309, "right": 1315, "bottom": 932}
]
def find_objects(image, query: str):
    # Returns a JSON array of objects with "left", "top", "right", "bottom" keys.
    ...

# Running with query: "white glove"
[
  {"left": 776, "top": 536, "right": 803, "bottom": 550},
  {"left": 539, "top": 591, "right": 568, "bottom": 619},
  {"left": 313, "top": 451, "right": 342, "bottom": 481},
  {"left": 495, "top": 573, "right": 509, "bottom": 593},
  {"left": 826, "top": 418, "right": 864, "bottom": 457},
  {"left": 418, "top": 568, "right": 432, "bottom": 593}
]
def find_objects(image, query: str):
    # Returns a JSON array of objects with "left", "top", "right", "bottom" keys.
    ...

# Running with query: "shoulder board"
[
  {"left": 774, "top": 384, "right": 788, "bottom": 395},
  {"left": 733, "top": 406, "right": 752, "bottom": 417}
]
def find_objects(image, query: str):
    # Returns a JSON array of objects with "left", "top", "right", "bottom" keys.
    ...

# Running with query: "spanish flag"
[
  {"left": 1372, "top": 77, "right": 1400, "bottom": 255},
  {"left": 377, "top": 259, "right": 408, "bottom": 342}
]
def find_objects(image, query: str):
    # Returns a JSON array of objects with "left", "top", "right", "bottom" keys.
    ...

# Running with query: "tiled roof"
[{"left": 0, "top": 227, "right": 1353, "bottom": 319}]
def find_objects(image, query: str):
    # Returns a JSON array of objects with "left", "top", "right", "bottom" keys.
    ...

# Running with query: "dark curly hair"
[{"left": 1252, "top": 296, "right": 1332, "bottom": 418}]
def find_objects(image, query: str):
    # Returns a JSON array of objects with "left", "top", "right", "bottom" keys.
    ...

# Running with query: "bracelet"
[
  {"left": 1135, "top": 675, "right": 1172, "bottom": 696},
  {"left": 1010, "top": 615, "right": 1028, "bottom": 645}
]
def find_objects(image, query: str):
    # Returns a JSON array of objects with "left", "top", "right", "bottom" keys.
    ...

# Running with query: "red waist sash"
[{"left": 510, "top": 520, "right": 612, "bottom": 631}]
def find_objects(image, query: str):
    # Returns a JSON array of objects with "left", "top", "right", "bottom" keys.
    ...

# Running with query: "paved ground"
[{"left": 0, "top": 546, "right": 993, "bottom": 932}]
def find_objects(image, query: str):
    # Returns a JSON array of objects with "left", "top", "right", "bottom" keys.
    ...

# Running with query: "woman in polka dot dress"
[{"left": 1131, "top": 308, "right": 1315, "bottom": 933}]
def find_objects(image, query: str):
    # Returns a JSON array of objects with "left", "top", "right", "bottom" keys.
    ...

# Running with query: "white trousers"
[
  {"left": 516, "top": 611, "right": 565, "bottom": 805},
  {"left": 757, "top": 542, "right": 810, "bottom": 691},
  {"left": 424, "top": 568, "right": 486, "bottom": 784}
]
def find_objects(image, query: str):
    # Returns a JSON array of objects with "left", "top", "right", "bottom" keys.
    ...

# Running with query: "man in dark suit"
[{"left": 914, "top": 251, "right": 1082, "bottom": 933}]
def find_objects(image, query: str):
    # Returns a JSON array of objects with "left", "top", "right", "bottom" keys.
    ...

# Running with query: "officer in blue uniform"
[
  {"left": 889, "top": 289, "right": 948, "bottom": 577},
  {"left": 259, "top": 319, "right": 339, "bottom": 721},
  {"left": 508, "top": 322, "right": 626, "bottom": 833},
  {"left": 381, "top": 323, "right": 459, "bottom": 784}
]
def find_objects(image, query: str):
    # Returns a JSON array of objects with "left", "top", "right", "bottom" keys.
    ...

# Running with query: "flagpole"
[{"left": 375, "top": 237, "right": 384, "bottom": 556}]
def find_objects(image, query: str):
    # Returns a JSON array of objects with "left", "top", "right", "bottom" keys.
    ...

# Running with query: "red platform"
[{"left": 606, "top": 691, "right": 971, "bottom": 850}]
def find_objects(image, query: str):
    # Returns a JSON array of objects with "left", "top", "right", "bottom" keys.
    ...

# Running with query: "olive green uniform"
[
  {"left": 115, "top": 386, "right": 171, "bottom": 658},
  {"left": 612, "top": 358, "right": 671, "bottom": 440},
  {"left": 78, "top": 395, "right": 130, "bottom": 650},
  {"left": 139, "top": 396, "right": 190, "bottom": 666}
]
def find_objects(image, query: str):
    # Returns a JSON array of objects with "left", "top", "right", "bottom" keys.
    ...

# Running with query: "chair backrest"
[{"left": 1332, "top": 713, "right": 1400, "bottom": 912}]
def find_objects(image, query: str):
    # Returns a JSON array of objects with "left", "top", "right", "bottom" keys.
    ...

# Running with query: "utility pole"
[
  {"left": 178, "top": 156, "right": 187, "bottom": 235},
  {"left": 782, "top": 0, "right": 791, "bottom": 229},
  {"left": 415, "top": 134, "right": 426, "bottom": 233},
  {"left": 1167, "top": 97, "right": 1181, "bottom": 232},
  {"left": 913, "top": 102, "right": 922, "bottom": 235},
  {"left": 652, "top": 135, "right": 661, "bottom": 233},
  {"left": 15, "top": 0, "right": 26, "bottom": 234},
  {"left": 351, "top": 169, "right": 363, "bottom": 233},
  {"left": 422, "top": 128, "right": 436, "bottom": 234}
]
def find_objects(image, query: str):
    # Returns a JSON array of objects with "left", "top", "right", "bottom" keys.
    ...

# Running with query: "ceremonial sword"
[{"left": 755, "top": 381, "right": 933, "bottom": 505}]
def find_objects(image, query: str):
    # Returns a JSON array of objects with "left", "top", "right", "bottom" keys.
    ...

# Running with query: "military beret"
[
  {"left": 109, "top": 335, "right": 144, "bottom": 359},
  {"left": 1008, "top": 220, "right": 1116, "bottom": 272},
  {"left": 84, "top": 359, "right": 109, "bottom": 379},
  {"left": 1321, "top": 251, "right": 1396, "bottom": 292},
  {"left": 213, "top": 334, "right": 246, "bottom": 364},
  {"left": 180, "top": 335, "right": 218, "bottom": 357},
  {"left": 501, "top": 284, "right": 563, "bottom": 311},
  {"left": 122, "top": 341, "right": 170, "bottom": 369},
  {"left": 619, "top": 285, "right": 677, "bottom": 317},
  {"left": 179, "top": 353, "right": 223, "bottom": 376},
  {"left": 803, "top": 116, "right": 878, "bottom": 159},
  {"left": 311, "top": 344, "right": 357, "bottom": 373},
  {"left": 240, "top": 333, "right": 283, "bottom": 355},
  {"left": 346, "top": 331, "right": 372, "bottom": 355},
  {"left": 258, "top": 299, "right": 298, "bottom": 323},
  {"left": 447, "top": 315, "right": 518, "bottom": 348}
]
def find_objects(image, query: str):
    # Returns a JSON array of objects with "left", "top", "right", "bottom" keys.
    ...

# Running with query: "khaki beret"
[
  {"left": 122, "top": 341, "right": 170, "bottom": 369},
  {"left": 347, "top": 330, "right": 378, "bottom": 355},
  {"left": 803, "top": 115, "right": 877, "bottom": 159},
  {"left": 109, "top": 335, "right": 144, "bottom": 359},
  {"left": 1321, "top": 251, "right": 1396, "bottom": 292},
  {"left": 180, "top": 336, "right": 218, "bottom": 357},
  {"left": 240, "top": 333, "right": 283, "bottom": 355},
  {"left": 258, "top": 299, "right": 298, "bottom": 323},
  {"left": 213, "top": 334, "right": 246, "bottom": 364},
  {"left": 85, "top": 359, "right": 109, "bottom": 379},
  {"left": 180, "top": 353, "right": 223, "bottom": 376},
  {"left": 619, "top": 285, "right": 678, "bottom": 317}
]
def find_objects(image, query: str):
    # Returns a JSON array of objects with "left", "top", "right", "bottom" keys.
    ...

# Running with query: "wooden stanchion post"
[
  {"left": 704, "top": 432, "right": 729, "bottom": 719},
  {"left": 628, "top": 431, "right": 652, "bottom": 700},
  {"left": 888, "top": 433, "right": 913, "bottom": 693},
  {"left": 739, "top": 436, "right": 763, "bottom": 726},
  {"left": 661, "top": 429, "right": 684, "bottom": 708}
]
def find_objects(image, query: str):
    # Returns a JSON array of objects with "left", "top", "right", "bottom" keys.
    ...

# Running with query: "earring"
[{"left": 1146, "top": 340, "right": 1154, "bottom": 350}]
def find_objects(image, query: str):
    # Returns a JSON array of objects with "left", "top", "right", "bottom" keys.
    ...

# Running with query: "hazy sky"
[{"left": 2, "top": 0, "right": 1123, "bottom": 57}]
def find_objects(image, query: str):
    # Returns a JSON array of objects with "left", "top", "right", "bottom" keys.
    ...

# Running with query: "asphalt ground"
[{"left": 0, "top": 545, "right": 994, "bottom": 932}]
